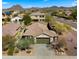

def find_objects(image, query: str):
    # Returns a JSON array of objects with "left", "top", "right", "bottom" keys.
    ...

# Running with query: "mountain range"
[{"left": 3, "top": 5, "right": 77, "bottom": 11}]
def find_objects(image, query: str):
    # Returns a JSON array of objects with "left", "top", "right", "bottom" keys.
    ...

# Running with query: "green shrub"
[
  {"left": 7, "top": 43, "right": 15, "bottom": 55},
  {"left": 51, "top": 20, "right": 71, "bottom": 34},
  {"left": 17, "top": 38, "right": 34, "bottom": 50},
  {"left": 45, "top": 15, "right": 51, "bottom": 22},
  {"left": 2, "top": 35, "right": 16, "bottom": 51},
  {"left": 63, "top": 24, "right": 71, "bottom": 31}
]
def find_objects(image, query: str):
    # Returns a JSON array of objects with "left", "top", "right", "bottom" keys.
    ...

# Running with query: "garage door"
[{"left": 36, "top": 38, "right": 50, "bottom": 44}]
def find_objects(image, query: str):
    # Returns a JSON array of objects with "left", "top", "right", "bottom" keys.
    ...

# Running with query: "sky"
[{"left": 2, "top": 0, "right": 77, "bottom": 8}]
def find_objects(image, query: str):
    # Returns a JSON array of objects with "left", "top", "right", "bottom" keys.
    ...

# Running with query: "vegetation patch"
[
  {"left": 17, "top": 38, "right": 34, "bottom": 50},
  {"left": 46, "top": 16, "right": 72, "bottom": 34}
]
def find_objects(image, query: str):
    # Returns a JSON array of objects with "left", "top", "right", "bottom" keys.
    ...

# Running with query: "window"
[
  {"left": 40, "top": 15, "right": 44, "bottom": 17},
  {"left": 53, "top": 36, "right": 58, "bottom": 42},
  {"left": 14, "top": 19, "right": 17, "bottom": 23},
  {"left": 64, "top": 48, "right": 68, "bottom": 51},
  {"left": 42, "top": 15, "right": 44, "bottom": 17},
  {"left": 74, "top": 47, "right": 77, "bottom": 49},
  {"left": 35, "top": 15, "right": 37, "bottom": 17},
  {"left": 2, "top": 19, "right": 5, "bottom": 21},
  {"left": 24, "top": 29, "right": 26, "bottom": 33}
]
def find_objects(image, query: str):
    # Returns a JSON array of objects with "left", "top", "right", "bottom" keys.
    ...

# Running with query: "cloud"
[
  {"left": 2, "top": 2, "right": 10, "bottom": 4},
  {"left": 43, "top": 0, "right": 48, "bottom": 2},
  {"left": 72, "top": 0, "right": 77, "bottom": 6}
]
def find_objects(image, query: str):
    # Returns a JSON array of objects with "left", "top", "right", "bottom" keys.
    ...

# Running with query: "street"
[{"left": 53, "top": 16, "right": 77, "bottom": 29}]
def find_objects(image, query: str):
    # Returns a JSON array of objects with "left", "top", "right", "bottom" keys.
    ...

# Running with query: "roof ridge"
[{"left": 37, "top": 23, "right": 44, "bottom": 33}]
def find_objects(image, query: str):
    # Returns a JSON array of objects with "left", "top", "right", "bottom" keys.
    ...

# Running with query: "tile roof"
[
  {"left": 2, "top": 23, "right": 20, "bottom": 36},
  {"left": 23, "top": 22, "right": 57, "bottom": 37},
  {"left": 30, "top": 12, "right": 45, "bottom": 16}
]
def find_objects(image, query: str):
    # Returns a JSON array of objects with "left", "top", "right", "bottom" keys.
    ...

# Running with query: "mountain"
[
  {"left": 3, "top": 5, "right": 77, "bottom": 12},
  {"left": 8, "top": 5, "right": 24, "bottom": 11},
  {"left": 3, "top": 5, "right": 24, "bottom": 11}
]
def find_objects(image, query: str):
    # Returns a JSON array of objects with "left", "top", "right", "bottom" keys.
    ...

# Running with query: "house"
[
  {"left": 11, "top": 16, "right": 22, "bottom": 23},
  {"left": 22, "top": 22, "right": 58, "bottom": 44},
  {"left": 2, "top": 23, "right": 20, "bottom": 36},
  {"left": 2, "top": 11, "right": 12, "bottom": 21},
  {"left": 18, "top": 13, "right": 26, "bottom": 18},
  {"left": 2, "top": 13, "right": 8, "bottom": 21},
  {"left": 2, "top": 12, "right": 10, "bottom": 20},
  {"left": 12, "top": 11, "right": 19, "bottom": 15},
  {"left": 30, "top": 12, "right": 45, "bottom": 21},
  {"left": 65, "top": 10, "right": 72, "bottom": 16}
]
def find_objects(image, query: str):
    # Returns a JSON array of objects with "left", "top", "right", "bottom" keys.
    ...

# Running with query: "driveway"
[
  {"left": 12, "top": 44, "right": 67, "bottom": 56},
  {"left": 32, "top": 44, "right": 55, "bottom": 56}
]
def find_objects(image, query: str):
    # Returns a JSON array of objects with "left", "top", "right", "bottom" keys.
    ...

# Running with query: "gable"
[{"left": 36, "top": 33, "right": 49, "bottom": 38}]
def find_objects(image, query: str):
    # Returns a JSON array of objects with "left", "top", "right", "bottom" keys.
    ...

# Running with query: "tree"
[
  {"left": 6, "top": 17, "right": 11, "bottom": 22},
  {"left": 22, "top": 15, "right": 32, "bottom": 25},
  {"left": 71, "top": 9, "right": 77, "bottom": 20},
  {"left": 51, "top": 11, "right": 57, "bottom": 16},
  {"left": 7, "top": 42, "right": 15, "bottom": 55},
  {"left": 45, "top": 15, "right": 52, "bottom": 22}
]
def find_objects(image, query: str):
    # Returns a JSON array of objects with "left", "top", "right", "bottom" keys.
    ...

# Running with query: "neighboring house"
[
  {"left": 11, "top": 16, "right": 22, "bottom": 23},
  {"left": 57, "top": 9, "right": 64, "bottom": 15},
  {"left": 30, "top": 12, "right": 45, "bottom": 21},
  {"left": 22, "top": 22, "right": 58, "bottom": 43},
  {"left": 65, "top": 10, "right": 72, "bottom": 16},
  {"left": 12, "top": 11, "right": 19, "bottom": 15},
  {"left": 2, "top": 23, "right": 20, "bottom": 36},
  {"left": 2, "top": 13, "right": 8, "bottom": 21},
  {"left": 2, "top": 12, "right": 12, "bottom": 21},
  {"left": 18, "top": 13, "right": 26, "bottom": 18}
]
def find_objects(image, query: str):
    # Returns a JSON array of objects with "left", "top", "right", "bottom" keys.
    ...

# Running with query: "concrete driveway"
[
  {"left": 14, "top": 44, "right": 66, "bottom": 56},
  {"left": 32, "top": 44, "right": 55, "bottom": 56}
]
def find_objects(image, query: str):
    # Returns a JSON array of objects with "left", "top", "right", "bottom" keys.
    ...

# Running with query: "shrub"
[
  {"left": 2, "top": 35, "right": 16, "bottom": 51},
  {"left": 14, "top": 48, "right": 19, "bottom": 53},
  {"left": 17, "top": 38, "right": 34, "bottom": 50},
  {"left": 45, "top": 15, "right": 52, "bottom": 22},
  {"left": 46, "top": 16, "right": 72, "bottom": 34},
  {"left": 7, "top": 43, "right": 15, "bottom": 55}
]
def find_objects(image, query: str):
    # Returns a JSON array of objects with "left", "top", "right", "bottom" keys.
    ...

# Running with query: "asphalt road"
[{"left": 53, "top": 16, "right": 77, "bottom": 29}]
